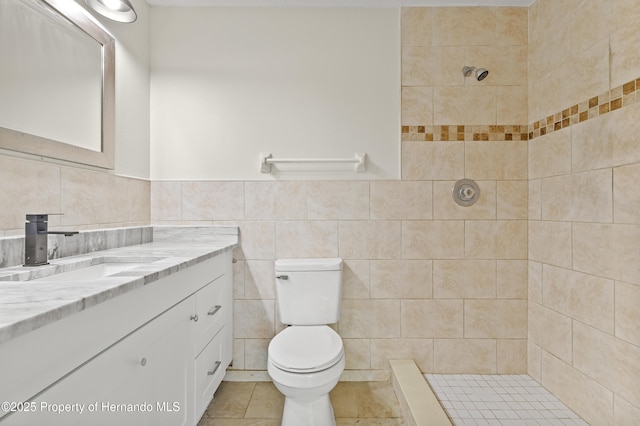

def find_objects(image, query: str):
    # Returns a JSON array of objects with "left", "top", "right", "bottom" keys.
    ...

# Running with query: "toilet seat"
[{"left": 269, "top": 325, "right": 343, "bottom": 373}]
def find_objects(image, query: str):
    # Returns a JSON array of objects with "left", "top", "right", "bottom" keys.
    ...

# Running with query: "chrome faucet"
[{"left": 24, "top": 214, "right": 79, "bottom": 266}]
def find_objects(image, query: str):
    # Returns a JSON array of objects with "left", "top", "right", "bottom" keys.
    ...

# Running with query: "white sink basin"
[
  {"left": 32, "top": 262, "right": 148, "bottom": 282},
  {"left": 0, "top": 256, "right": 167, "bottom": 282}
]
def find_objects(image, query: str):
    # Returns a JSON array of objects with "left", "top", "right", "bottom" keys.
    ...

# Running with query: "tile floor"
[
  {"left": 425, "top": 374, "right": 589, "bottom": 426},
  {"left": 198, "top": 380, "right": 406, "bottom": 425}
]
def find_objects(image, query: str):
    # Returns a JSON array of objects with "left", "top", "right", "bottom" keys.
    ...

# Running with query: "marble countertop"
[{"left": 0, "top": 227, "right": 238, "bottom": 345}]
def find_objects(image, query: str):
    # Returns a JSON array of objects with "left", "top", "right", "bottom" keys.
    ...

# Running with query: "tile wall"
[
  {"left": 0, "top": 156, "right": 150, "bottom": 237},
  {"left": 527, "top": 0, "right": 640, "bottom": 424}
]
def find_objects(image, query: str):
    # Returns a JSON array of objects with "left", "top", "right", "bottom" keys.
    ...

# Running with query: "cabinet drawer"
[
  {"left": 193, "top": 277, "right": 225, "bottom": 356},
  {"left": 195, "top": 327, "right": 226, "bottom": 420}
]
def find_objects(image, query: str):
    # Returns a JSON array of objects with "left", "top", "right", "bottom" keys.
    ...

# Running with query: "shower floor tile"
[{"left": 424, "top": 374, "right": 589, "bottom": 426}]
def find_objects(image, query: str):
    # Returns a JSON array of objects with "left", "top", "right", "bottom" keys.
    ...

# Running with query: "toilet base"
[
  {"left": 281, "top": 393, "right": 335, "bottom": 426},
  {"left": 268, "top": 348, "right": 345, "bottom": 426}
]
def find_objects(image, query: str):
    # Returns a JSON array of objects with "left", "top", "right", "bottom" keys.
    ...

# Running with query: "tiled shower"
[{"left": 1, "top": 1, "right": 639, "bottom": 425}]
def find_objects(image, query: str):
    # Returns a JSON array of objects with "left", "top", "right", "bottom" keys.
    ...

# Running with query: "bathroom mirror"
[{"left": 0, "top": 0, "right": 115, "bottom": 169}]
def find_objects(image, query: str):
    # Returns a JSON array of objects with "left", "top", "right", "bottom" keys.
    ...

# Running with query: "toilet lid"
[{"left": 269, "top": 326, "right": 343, "bottom": 373}]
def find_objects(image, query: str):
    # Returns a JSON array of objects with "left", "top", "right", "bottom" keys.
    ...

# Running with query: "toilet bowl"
[{"left": 268, "top": 325, "right": 345, "bottom": 426}]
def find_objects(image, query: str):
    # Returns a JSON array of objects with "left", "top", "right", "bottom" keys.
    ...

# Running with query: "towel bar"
[{"left": 260, "top": 152, "right": 366, "bottom": 173}]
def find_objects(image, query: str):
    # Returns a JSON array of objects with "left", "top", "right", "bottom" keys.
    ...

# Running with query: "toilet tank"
[{"left": 274, "top": 258, "right": 343, "bottom": 325}]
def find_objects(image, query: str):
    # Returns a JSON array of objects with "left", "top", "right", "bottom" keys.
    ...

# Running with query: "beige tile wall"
[
  {"left": 401, "top": 5, "right": 529, "bottom": 375},
  {"left": 527, "top": 0, "right": 640, "bottom": 424},
  {"left": 0, "top": 156, "right": 150, "bottom": 236},
  {"left": 402, "top": 6, "right": 528, "bottom": 135},
  {"left": 152, "top": 174, "right": 529, "bottom": 380}
]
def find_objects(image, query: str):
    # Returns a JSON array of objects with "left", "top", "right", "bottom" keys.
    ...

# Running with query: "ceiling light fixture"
[{"left": 85, "top": 0, "right": 137, "bottom": 23}]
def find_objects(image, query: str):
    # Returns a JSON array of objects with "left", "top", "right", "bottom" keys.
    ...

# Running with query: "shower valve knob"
[
  {"left": 459, "top": 185, "right": 476, "bottom": 200},
  {"left": 452, "top": 179, "right": 480, "bottom": 207}
]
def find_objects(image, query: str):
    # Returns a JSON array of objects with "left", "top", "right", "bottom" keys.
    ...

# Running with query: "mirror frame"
[{"left": 0, "top": 0, "right": 115, "bottom": 169}]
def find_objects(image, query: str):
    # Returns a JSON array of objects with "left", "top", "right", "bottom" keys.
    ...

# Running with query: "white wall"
[{"left": 150, "top": 7, "right": 400, "bottom": 180}]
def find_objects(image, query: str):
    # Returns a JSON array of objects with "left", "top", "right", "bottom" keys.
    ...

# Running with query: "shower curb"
[{"left": 389, "top": 359, "right": 452, "bottom": 426}]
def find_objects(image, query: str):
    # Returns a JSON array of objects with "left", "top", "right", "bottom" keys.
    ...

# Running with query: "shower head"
[
  {"left": 475, "top": 68, "right": 489, "bottom": 81},
  {"left": 462, "top": 66, "right": 489, "bottom": 81}
]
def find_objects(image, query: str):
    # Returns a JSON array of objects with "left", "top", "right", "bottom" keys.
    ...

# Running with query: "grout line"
[{"left": 242, "top": 381, "right": 258, "bottom": 418}]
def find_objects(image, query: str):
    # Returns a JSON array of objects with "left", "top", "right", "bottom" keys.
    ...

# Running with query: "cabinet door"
[
  {"left": 2, "top": 299, "right": 193, "bottom": 426},
  {"left": 193, "top": 277, "right": 225, "bottom": 356}
]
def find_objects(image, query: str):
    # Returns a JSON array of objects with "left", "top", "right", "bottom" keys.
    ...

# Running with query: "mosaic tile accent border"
[
  {"left": 528, "top": 77, "right": 639, "bottom": 139},
  {"left": 402, "top": 77, "right": 640, "bottom": 143},
  {"left": 402, "top": 125, "right": 529, "bottom": 142}
]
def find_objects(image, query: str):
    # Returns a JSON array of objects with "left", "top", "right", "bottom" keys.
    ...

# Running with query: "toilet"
[{"left": 267, "top": 258, "right": 345, "bottom": 426}]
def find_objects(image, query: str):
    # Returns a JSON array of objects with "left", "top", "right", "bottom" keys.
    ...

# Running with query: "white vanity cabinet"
[
  {"left": 0, "top": 249, "right": 233, "bottom": 426},
  {"left": 4, "top": 298, "right": 193, "bottom": 426}
]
